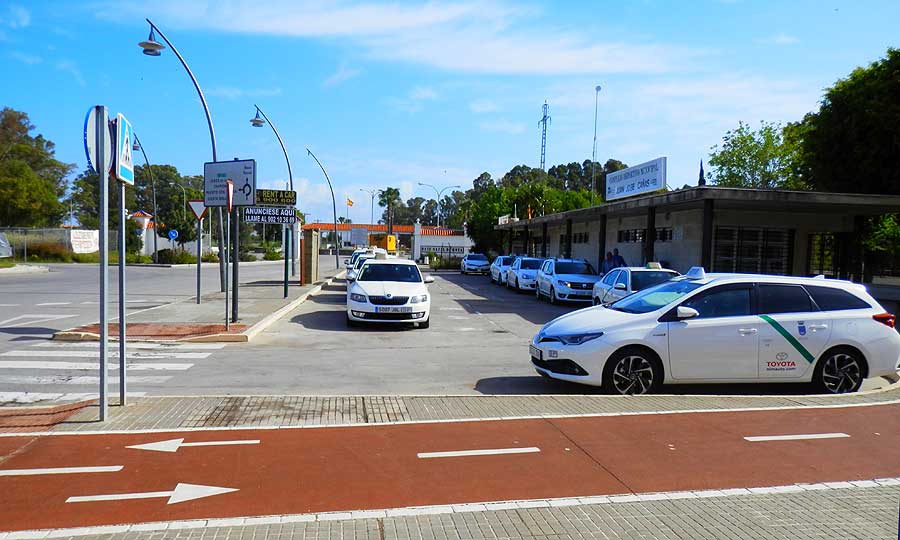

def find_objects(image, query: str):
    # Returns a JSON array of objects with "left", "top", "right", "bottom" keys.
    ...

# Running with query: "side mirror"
[
  {"left": 347, "top": 274, "right": 356, "bottom": 282},
  {"left": 344, "top": 259, "right": 350, "bottom": 264},
  {"left": 424, "top": 275, "right": 435, "bottom": 284},
  {"left": 676, "top": 306, "right": 699, "bottom": 319},
  {"left": 614, "top": 282, "right": 626, "bottom": 291}
]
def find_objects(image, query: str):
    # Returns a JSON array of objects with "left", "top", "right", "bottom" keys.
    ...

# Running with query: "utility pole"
[
  {"left": 538, "top": 101, "right": 551, "bottom": 172},
  {"left": 591, "top": 85, "right": 601, "bottom": 206}
]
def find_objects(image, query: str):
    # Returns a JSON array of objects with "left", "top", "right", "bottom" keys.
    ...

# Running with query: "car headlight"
[
  {"left": 349, "top": 293, "right": 368, "bottom": 303},
  {"left": 554, "top": 332, "right": 604, "bottom": 345},
  {"left": 409, "top": 294, "right": 428, "bottom": 304},
  {"left": 556, "top": 280, "right": 571, "bottom": 288}
]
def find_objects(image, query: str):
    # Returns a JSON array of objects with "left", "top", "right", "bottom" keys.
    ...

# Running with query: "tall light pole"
[
  {"left": 417, "top": 182, "right": 460, "bottom": 227},
  {"left": 359, "top": 188, "right": 377, "bottom": 225},
  {"left": 591, "top": 84, "right": 602, "bottom": 206},
  {"left": 171, "top": 181, "right": 187, "bottom": 221},
  {"left": 306, "top": 148, "right": 340, "bottom": 271},
  {"left": 132, "top": 133, "right": 158, "bottom": 263},
  {"left": 139, "top": 19, "right": 226, "bottom": 292}
]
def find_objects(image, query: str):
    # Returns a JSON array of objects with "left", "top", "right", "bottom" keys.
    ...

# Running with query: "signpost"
[
  {"left": 112, "top": 113, "right": 135, "bottom": 406},
  {"left": 84, "top": 105, "right": 111, "bottom": 420},
  {"left": 224, "top": 180, "right": 234, "bottom": 331},
  {"left": 188, "top": 200, "right": 207, "bottom": 305},
  {"left": 250, "top": 188, "right": 298, "bottom": 298}
]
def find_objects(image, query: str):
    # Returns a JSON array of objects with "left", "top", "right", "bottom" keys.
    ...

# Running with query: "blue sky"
[{"left": 2, "top": 0, "right": 898, "bottom": 224}]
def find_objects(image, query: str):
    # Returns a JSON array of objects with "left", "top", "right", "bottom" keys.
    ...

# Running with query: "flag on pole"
[{"left": 347, "top": 198, "right": 354, "bottom": 207}]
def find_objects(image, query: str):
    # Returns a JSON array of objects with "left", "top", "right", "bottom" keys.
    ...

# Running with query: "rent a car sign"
[{"left": 606, "top": 157, "right": 667, "bottom": 201}]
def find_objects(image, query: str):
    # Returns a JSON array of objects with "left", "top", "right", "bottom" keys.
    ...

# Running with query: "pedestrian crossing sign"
[{"left": 115, "top": 113, "right": 135, "bottom": 185}]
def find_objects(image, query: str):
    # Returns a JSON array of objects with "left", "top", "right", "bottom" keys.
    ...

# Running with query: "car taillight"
[{"left": 873, "top": 313, "right": 895, "bottom": 328}]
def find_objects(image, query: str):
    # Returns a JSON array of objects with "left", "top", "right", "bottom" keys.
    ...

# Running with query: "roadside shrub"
[
  {"left": 429, "top": 256, "right": 462, "bottom": 270},
  {"left": 156, "top": 249, "right": 175, "bottom": 264},
  {"left": 126, "top": 254, "right": 153, "bottom": 264},
  {"left": 72, "top": 252, "right": 101, "bottom": 264},
  {"left": 201, "top": 252, "right": 219, "bottom": 263},
  {"left": 173, "top": 250, "right": 197, "bottom": 264},
  {"left": 26, "top": 242, "right": 72, "bottom": 262},
  {"left": 263, "top": 250, "right": 283, "bottom": 261},
  {"left": 239, "top": 252, "right": 257, "bottom": 262}
]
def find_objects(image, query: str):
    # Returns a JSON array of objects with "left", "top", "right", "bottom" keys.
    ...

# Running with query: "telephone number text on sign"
[{"left": 243, "top": 206, "right": 297, "bottom": 224}]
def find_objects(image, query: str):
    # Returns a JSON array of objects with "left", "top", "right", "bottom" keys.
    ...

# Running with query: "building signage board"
[
  {"left": 70, "top": 230, "right": 100, "bottom": 254},
  {"left": 204, "top": 160, "right": 256, "bottom": 207},
  {"left": 243, "top": 206, "right": 297, "bottom": 224},
  {"left": 256, "top": 189, "right": 297, "bottom": 206},
  {"left": 606, "top": 157, "right": 667, "bottom": 201}
]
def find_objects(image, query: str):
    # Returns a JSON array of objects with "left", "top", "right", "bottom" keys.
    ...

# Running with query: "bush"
[
  {"left": 72, "top": 252, "right": 101, "bottom": 264},
  {"left": 174, "top": 250, "right": 197, "bottom": 264},
  {"left": 156, "top": 249, "right": 175, "bottom": 264},
  {"left": 126, "top": 254, "right": 153, "bottom": 264},
  {"left": 429, "top": 256, "right": 462, "bottom": 270},
  {"left": 201, "top": 252, "right": 219, "bottom": 263},
  {"left": 25, "top": 242, "right": 72, "bottom": 262},
  {"left": 263, "top": 250, "right": 283, "bottom": 261},
  {"left": 239, "top": 252, "right": 257, "bottom": 262}
]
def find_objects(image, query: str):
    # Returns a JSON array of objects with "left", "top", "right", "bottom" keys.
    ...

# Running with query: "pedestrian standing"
[
  {"left": 613, "top": 248, "right": 627, "bottom": 268},
  {"left": 601, "top": 251, "right": 615, "bottom": 274}
]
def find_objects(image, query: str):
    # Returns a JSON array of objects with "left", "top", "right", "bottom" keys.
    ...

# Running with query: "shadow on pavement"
[
  {"left": 475, "top": 376, "right": 600, "bottom": 395},
  {"left": 290, "top": 308, "right": 421, "bottom": 333},
  {"left": 438, "top": 272, "right": 575, "bottom": 325},
  {"left": 0, "top": 326, "right": 59, "bottom": 335}
]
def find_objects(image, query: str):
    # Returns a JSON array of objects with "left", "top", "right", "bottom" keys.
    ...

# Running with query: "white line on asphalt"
[
  {"left": 0, "top": 314, "right": 77, "bottom": 328},
  {"left": 0, "top": 391, "right": 147, "bottom": 404},
  {"left": 417, "top": 447, "right": 540, "bottom": 459},
  {"left": 0, "top": 375, "right": 173, "bottom": 385},
  {"left": 0, "top": 465, "right": 123, "bottom": 477},
  {"left": 29, "top": 342, "right": 226, "bottom": 350},
  {"left": 0, "top": 361, "right": 193, "bottom": 371},
  {"left": 66, "top": 483, "right": 238, "bottom": 505},
  {"left": 1, "top": 350, "right": 210, "bottom": 359},
  {"left": 36, "top": 302, "right": 71, "bottom": 306},
  {"left": 0, "top": 303, "right": 20, "bottom": 307},
  {"left": 744, "top": 433, "right": 851, "bottom": 442}
]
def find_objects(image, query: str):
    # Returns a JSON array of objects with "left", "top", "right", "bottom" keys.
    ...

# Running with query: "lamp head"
[
  {"left": 139, "top": 27, "right": 165, "bottom": 56},
  {"left": 132, "top": 141, "right": 140, "bottom": 151},
  {"left": 250, "top": 110, "right": 265, "bottom": 127},
  {"left": 595, "top": 85, "right": 602, "bottom": 92}
]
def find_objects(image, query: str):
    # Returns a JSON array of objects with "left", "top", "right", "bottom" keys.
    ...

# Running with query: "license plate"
[
  {"left": 375, "top": 307, "right": 412, "bottom": 313},
  {"left": 529, "top": 344, "right": 542, "bottom": 360}
]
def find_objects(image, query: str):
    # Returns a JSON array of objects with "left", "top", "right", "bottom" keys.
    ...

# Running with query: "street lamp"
[
  {"left": 132, "top": 133, "right": 158, "bottom": 263},
  {"left": 306, "top": 148, "right": 340, "bottom": 271},
  {"left": 591, "top": 84, "right": 602, "bottom": 206},
  {"left": 417, "top": 182, "right": 460, "bottom": 227},
  {"left": 359, "top": 188, "right": 377, "bottom": 225},
  {"left": 171, "top": 181, "right": 187, "bottom": 220},
  {"left": 139, "top": 18, "right": 226, "bottom": 292}
]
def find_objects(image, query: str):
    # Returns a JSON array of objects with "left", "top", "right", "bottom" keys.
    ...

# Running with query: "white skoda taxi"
[
  {"left": 530, "top": 268, "right": 900, "bottom": 395},
  {"left": 347, "top": 257, "right": 434, "bottom": 328}
]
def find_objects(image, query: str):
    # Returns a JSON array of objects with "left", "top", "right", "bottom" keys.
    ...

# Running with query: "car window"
[
  {"left": 357, "top": 264, "right": 422, "bottom": 283},
  {"left": 758, "top": 284, "right": 814, "bottom": 314},
  {"left": 556, "top": 262, "right": 596, "bottom": 275},
  {"left": 512, "top": 258, "right": 520, "bottom": 269},
  {"left": 468, "top": 254, "right": 487, "bottom": 261},
  {"left": 521, "top": 259, "right": 543, "bottom": 270},
  {"left": 683, "top": 286, "right": 752, "bottom": 319},
  {"left": 354, "top": 256, "right": 374, "bottom": 269},
  {"left": 602, "top": 270, "right": 618, "bottom": 285},
  {"left": 615, "top": 271, "right": 628, "bottom": 286},
  {"left": 631, "top": 271, "right": 678, "bottom": 292},
  {"left": 608, "top": 280, "right": 701, "bottom": 314},
  {"left": 501, "top": 257, "right": 513, "bottom": 266},
  {"left": 804, "top": 285, "right": 871, "bottom": 311}
]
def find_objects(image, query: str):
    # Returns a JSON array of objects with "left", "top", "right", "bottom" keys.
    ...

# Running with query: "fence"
[{"left": 0, "top": 228, "right": 119, "bottom": 260}]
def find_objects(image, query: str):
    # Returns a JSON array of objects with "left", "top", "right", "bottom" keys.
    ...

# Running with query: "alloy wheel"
[
  {"left": 611, "top": 355, "right": 655, "bottom": 395},
  {"left": 821, "top": 352, "right": 862, "bottom": 393}
]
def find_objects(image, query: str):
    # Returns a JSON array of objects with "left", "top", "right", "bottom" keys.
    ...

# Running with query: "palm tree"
[{"left": 378, "top": 187, "right": 401, "bottom": 235}]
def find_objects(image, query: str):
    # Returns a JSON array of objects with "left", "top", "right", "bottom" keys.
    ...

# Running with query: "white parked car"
[
  {"left": 347, "top": 258, "right": 434, "bottom": 328},
  {"left": 506, "top": 256, "right": 544, "bottom": 292},
  {"left": 536, "top": 258, "right": 601, "bottom": 304},
  {"left": 593, "top": 266, "right": 680, "bottom": 305},
  {"left": 530, "top": 268, "right": 900, "bottom": 395},
  {"left": 490, "top": 256, "right": 515, "bottom": 285},
  {"left": 344, "top": 248, "right": 368, "bottom": 271},
  {"left": 346, "top": 253, "right": 376, "bottom": 282},
  {"left": 460, "top": 253, "right": 490, "bottom": 274}
]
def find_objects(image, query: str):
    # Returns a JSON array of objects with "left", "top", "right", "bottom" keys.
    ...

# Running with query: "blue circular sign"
[{"left": 168, "top": 229, "right": 179, "bottom": 240}]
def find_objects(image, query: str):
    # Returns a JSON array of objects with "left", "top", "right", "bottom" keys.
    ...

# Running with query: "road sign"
[
  {"left": 243, "top": 206, "right": 297, "bottom": 224},
  {"left": 168, "top": 229, "right": 179, "bottom": 241},
  {"left": 114, "top": 113, "right": 135, "bottom": 185},
  {"left": 66, "top": 483, "right": 238, "bottom": 505},
  {"left": 256, "top": 189, "right": 297, "bottom": 206},
  {"left": 83, "top": 106, "right": 111, "bottom": 174},
  {"left": 187, "top": 200, "right": 207, "bottom": 221},
  {"left": 126, "top": 437, "right": 260, "bottom": 453},
  {"left": 204, "top": 159, "right": 256, "bottom": 207}
]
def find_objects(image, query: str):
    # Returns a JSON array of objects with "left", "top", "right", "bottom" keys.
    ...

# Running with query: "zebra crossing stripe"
[
  {"left": 1, "top": 350, "right": 210, "bottom": 359},
  {"left": 29, "top": 342, "right": 226, "bottom": 350},
  {"left": 0, "top": 361, "right": 193, "bottom": 371},
  {"left": 1, "top": 375, "right": 172, "bottom": 385},
  {"left": 0, "top": 392, "right": 147, "bottom": 404}
]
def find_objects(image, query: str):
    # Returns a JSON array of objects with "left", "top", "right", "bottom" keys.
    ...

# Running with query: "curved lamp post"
[
  {"left": 359, "top": 188, "right": 377, "bottom": 225},
  {"left": 132, "top": 133, "right": 159, "bottom": 263},
  {"left": 591, "top": 84, "right": 602, "bottom": 206},
  {"left": 139, "top": 19, "right": 226, "bottom": 291},
  {"left": 417, "top": 182, "right": 460, "bottom": 228},
  {"left": 306, "top": 148, "right": 339, "bottom": 271}
]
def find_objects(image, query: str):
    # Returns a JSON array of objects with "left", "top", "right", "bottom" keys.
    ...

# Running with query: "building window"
[
  {"left": 714, "top": 226, "right": 794, "bottom": 275},
  {"left": 617, "top": 229, "right": 646, "bottom": 243},
  {"left": 807, "top": 232, "right": 838, "bottom": 277},
  {"left": 655, "top": 227, "right": 673, "bottom": 242}
]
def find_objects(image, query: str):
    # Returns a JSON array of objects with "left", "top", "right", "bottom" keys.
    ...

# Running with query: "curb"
[{"left": 0, "top": 264, "right": 50, "bottom": 275}]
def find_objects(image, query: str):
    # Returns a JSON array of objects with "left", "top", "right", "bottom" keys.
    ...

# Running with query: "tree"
[
  {"left": 798, "top": 48, "right": 900, "bottom": 194},
  {"left": 707, "top": 121, "right": 806, "bottom": 189},
  {"left": 378, "top": 187, "right": 401, "bottom": 234},
  {"left": 0, "top": 108, "right": 74, "bottom": 226}
]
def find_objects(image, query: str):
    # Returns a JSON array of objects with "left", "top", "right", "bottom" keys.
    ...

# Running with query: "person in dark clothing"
[
  {"left": 601, "top": 251, "right": 615, "bottom": 274},
  {"left": 612, "top": 248, "right": 627, "bottom": 268}
]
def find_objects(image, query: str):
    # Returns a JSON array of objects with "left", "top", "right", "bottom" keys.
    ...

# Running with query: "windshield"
[
  {"left": 556, "top": 262, "right": 596, "bottom": 275},
  {"left": 468, "top": 254, "right": 487, "bottom": 261},
  {"left": 631, "top": 271, "right": 678, "bottom": 291},
  {"left": 357, "top": 263, "right": 422, "bottom": 283},
  {"left": 354, "top": 256, "right": 374, "bottom": 269},
  {"left": 520, "top": 259, "right": 543, "bottom": 270},
  {"left": 350, "top": 252, "right": 363, "bottom": 265},
  {"left": 500, "top": 257, "right": 514, "bottom": 266},
  {"left": 608, "top": 280, "right": 702, "bottom": 314}
]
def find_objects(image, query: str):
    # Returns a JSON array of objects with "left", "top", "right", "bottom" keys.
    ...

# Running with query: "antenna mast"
[{"left": 538, "top": 100, "right": 551, "bottom": 171}]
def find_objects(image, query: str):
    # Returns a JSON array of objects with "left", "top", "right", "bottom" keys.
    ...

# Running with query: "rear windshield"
[
  {"left": 520, "top": 259, "right": 543, "bottom": 270},
  {"left": 556, "top": 262, "right": 596, "bottom": 275},
  {"left": 468, "top": 254, "right": 488, "bottom": 261},
  {"left": 631, "top": 271, "right": 678, "bottom": 291},
  {"left": 357, "top": 264, "right": 422, "bottom": 283},
  {"left": 608, "top": 280, "right": 702, "bottom": 314}
]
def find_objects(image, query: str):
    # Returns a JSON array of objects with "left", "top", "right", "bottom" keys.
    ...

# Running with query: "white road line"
[
  {"left": 29, "top": 342, "right": 226, "bottom": 350},
  {"left": 744, "top": 433, "right": 851, "bottom": 442},
  {"left": 0, "top": 303, "right": 20, "bottom": 307},
  {"left": 0, "top": 465, "right": 123, "bottom": 477},
  {"left": 1, "top": 350, "right": 210, "bottom": 359},
  {"left": 0, "top": 391, "right": 147, "bottom": 404},
  {"left": 0, "top": 375, "right": 172, "bottom": 385},
  {"left": 0, "top": 314, "right": 77, "bottom": 328},
  {"left": 417, "top": 447, "right": 540, "bottom": 459},
  {"left": 36, "top": 302, "right": 71, "bottom": 306},
  {"left": 0, "top": 361, "right": 193, "bottom": 371}
]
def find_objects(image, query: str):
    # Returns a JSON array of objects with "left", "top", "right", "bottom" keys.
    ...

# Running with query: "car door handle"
[
  {"left": 738, "top": 328, "right": 758, "bottom": 335},
  {"left": 808, "top": 324, "right": 828, "bottom": 330}
]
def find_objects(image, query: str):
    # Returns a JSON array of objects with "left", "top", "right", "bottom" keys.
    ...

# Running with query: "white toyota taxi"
[
  {"left": 530, "top": 268, "right": 900, "bottom": 395},
  {"left": 346, "top": 257, "right": 434, "bottom": 328}
]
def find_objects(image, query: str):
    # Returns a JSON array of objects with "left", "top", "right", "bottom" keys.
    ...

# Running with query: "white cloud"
[
  {"left": 759, "top": 33, "right": 799, "bottom": 45},
  {"left": 323, "top": 62, "right": 361, "bottom": 87},
  {"left": 469, "top": 99, "right": 498, "bottom": 113},
  {"left": 479, "top": 119, "right": 526, "bottom": 135},
  {"left": 410, "top": 86, "right": 438, "bottom": 100},
  {"left": 10, "top": 51, "right": 40, "bottom": 64},
  {"left": 390, "top": 86, "right": 439, "bottom": 113},
  {"left": 205, "top": 87, "right": 283, "bottom": 100},
  {"left": 56, "top": 60, "right": 85, "bottom": 86},
  {"left": 4, "top": 5, "right": 30, "bottom": 28}
]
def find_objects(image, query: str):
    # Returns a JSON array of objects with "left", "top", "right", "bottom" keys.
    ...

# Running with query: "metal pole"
[
  {"left": 147, "top": 19, "right": 225, "bottom": 292},
  {"left": 283, "top": 226, "right": 289, "bottom": 298},
  {"left": 95, "top": 106, "right": 109, "bottom": 422},
  {"left": 231, "top": 207, "right": 239, "bottom": 323},
  {"left": 118, "top": 180, "right": 127, "bottom": 406},
  {"left": 591, "top": 85, "right": 601, "bottom": 206},
  {"left": 225, "top": 210, "right": 230, "bottom": 331},
  {"left": 306, "top": 148, "right": 339, "bottom": 271},
  {"left": 196, "top": 217, "right": 202, "bottom": 304},
  {"left": 133, "top": 133, "right": 158, "bottom": 263},
  {"left": 255, "top": 105, "right": 296, "bottom": 278}
]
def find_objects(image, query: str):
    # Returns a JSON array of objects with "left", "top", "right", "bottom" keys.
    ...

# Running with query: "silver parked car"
[
  {"left": 592, "top": 266, "right": 679, "bottom": 305},
  {"left": 460, "top": 253, "right": 490, "bottom": 274},
  {"left": 490, "top": 255, "right": 515, "bottom": 285}
]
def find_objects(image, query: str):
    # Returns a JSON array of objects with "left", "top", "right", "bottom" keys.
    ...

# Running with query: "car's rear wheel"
[
  {"left": 549, "top": 287, "right": 557, "bottom": 304},
  {"left": 602, "top": 348, "right": 662, "bottom": 395},
  {"left": 535, "top": 287, "right": 542, "bottom": 301},
  {"left": 814, "top": 347, "right": 866, "bottom": 394}
]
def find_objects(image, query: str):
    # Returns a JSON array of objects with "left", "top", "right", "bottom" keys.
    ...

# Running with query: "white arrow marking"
[
  {"left": 66, "top": 483, "right": 238, "bottom": 505},
  {"left": 126, "top": 438, "right": 261, "bottom": 453},
  {"left": 0, "top": 465, "right": 123, "bottom": 477}
]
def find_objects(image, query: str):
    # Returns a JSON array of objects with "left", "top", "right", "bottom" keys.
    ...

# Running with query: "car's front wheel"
[
  {"left": 549, "top": 287, "right": 557, "bottom": 304},
  {"left": 593, "top": 297, "right": 601, "bottom": 306},
  {"left": 814, "top": 347, "right": 866, "bottom": 394},
  {"left": 346, "top": 314, "right": 358, "bottom": 328},
  {"left": 418, "top": 318, "right": 430, "bottom": 329},
  {"left": 602, "top": 348, "right": 662, "bottom": 395}
]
